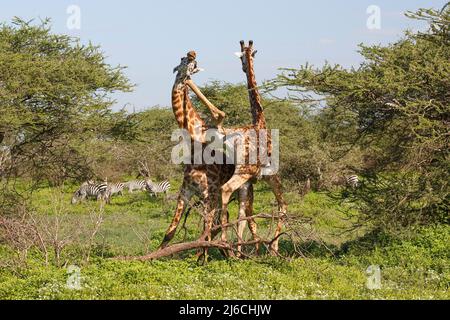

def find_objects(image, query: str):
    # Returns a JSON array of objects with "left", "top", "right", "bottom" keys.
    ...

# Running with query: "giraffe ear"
[
  {"left": 234, "top": 52, "right": 244, "bottom": 58},
  {"left": 197, "top": 68, "right": 205, "bottom": 72},
  {"left": 252, "top": 50, "right": 258, "bottom": 58}
]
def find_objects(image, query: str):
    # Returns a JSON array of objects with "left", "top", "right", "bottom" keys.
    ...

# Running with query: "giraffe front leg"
[
  {"left": 197, "top": 201, "right": 217, "bottom": 265},
  {"left": 200, "top": 201, "right": 216, "bottom": 241},
  {"left": 193, "top": 174, "right": 220, "bottom": 263},
  {"left": 185, "top": 79, "right": 225, "bottom": 128},
  {"left": 197, "top": 189, "right": 220, "bottom": 264}
]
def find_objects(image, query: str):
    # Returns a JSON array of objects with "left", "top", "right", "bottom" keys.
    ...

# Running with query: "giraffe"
[
  {"left": 163, "top": 45, "right": 286, "bottom": 257},
  {"left": 219, "top": 41, "right": 288, "bottom": 254},
  {"left": 160, "top": 51, "right": 258, "bottom": 258}
]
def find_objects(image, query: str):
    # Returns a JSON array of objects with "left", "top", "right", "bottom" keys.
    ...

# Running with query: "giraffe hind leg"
[
  {"left": 236, "top": 182, "right": 258, "bottom": 256},
  {"left": 245, "top": 183, "right": 260, "bottom": 254},
  {"left": 220, "top": 174, "right": 254, "bottom": 255},
  {"left": 263, "top": 174, "right": 287, "bottom": 254},
  {"left": 160, "top": 188, "right": 192, "bottom": 249}
]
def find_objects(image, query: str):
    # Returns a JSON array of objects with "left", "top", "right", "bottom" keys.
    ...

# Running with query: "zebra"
[
  {"left": 81, "top": 180, "right": 95, "bottom": 187},
  {"left": 125, "top": 180, "right": 149, "bottom": 193},
  {"left": 146, "top": 180, "right": 171, "bottom": 197},
  {"left": 107, "top": 182, "right": 126, "bottom": 197},
  {"left": 71, "top": 182, "right": 110, "bottom": 204},
  {"left": 346, "top": 175, "right": 359, "bottom": 188}
]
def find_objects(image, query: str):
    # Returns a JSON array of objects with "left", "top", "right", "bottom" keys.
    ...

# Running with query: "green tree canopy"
[
  {"left": 267, "top": 7, "right": 449, "bottom": 230},
  {"left": 0, "top": 18, "right": 132, "bottom": 185}
]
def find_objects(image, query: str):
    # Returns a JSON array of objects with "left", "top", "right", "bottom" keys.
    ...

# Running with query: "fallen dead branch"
[
  {"left": 116, "top": 212, "right": 319, "bottom": 261},
  {"left": 117, "top": 236, "right": 284, "bottom": 261}
]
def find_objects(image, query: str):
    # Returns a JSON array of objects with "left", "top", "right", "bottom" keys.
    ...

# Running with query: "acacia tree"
[
  {"left": 0, "top": 18, "right": 132, "bottom": 210},
  {"left": 268, "top": 7, "right": 449, "bottom": 230}
]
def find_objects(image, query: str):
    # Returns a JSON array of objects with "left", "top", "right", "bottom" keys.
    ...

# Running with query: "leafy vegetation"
[
  {"left": 0, "top": 186, "right": 448, "bottom": 300},
  {"left": 267, "top": 7, "right": 449, "bottom": 230}
]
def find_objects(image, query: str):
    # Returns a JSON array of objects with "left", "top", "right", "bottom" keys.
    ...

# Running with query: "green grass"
[{"left": 0, "top": 182, "right": 448, "bottom": 300}]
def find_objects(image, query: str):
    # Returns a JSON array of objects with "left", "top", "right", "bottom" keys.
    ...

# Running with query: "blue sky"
[{"left": 1, "top": 0, "right": 446, "bottom": 111}]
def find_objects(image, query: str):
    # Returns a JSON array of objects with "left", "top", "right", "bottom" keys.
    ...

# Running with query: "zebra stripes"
[
  {"left": 346, "top": 175, "right": 359, "bottom": 188},
  {"left": 71, "top": 177, "right": 171, "bottom": 204},
  {"left": 146, "top": 180, "right": 171, "bottom": 196},
  {"left": 71, "top": 182, "right": 110, "bottom": 204},
  {"left": 125, "top": 180, "right": 149, "bottom": 193},
  {"left": 107, "top": 182, "right": 125, "bottom": 196}
]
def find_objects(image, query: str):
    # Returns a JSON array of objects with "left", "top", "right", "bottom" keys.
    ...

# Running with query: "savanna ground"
[{"left": 0, "top": 180, "right": 448, "bottom": 300}]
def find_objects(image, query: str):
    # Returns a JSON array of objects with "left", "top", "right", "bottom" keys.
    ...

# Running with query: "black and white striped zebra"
[
  {"left": 346, "top": 175, "right": 359, "bottom": 188},
  {"left": 107, "top": 182, "right": 125, "bottom": 196},
  {"left": 146, "top": 180, "right": 171, "bottom": 197},
  {"left": 71, "top": 182, "right": 110, "bottom": 204},
  {"left": 125, "top": 180, "right": 149, "bottom": 193}
]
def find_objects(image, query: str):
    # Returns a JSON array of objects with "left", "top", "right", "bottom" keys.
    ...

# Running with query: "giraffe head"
[
  {"left": 173, "top": 50, "right": 204, "bottom": 87},
  {"left": 235, "top": 40, "right": 257, "bottom": 74}
]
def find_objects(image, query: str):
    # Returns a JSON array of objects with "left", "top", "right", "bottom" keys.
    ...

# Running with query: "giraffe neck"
[
  {"left": 245, "top": 53, "right": 266, "bottom": 129},
  {"left": 171, "top": 84, "right": 206, "bottom": 142},
  {"left": 245, "top": 51, "right": 272, "bottom": 158}
]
